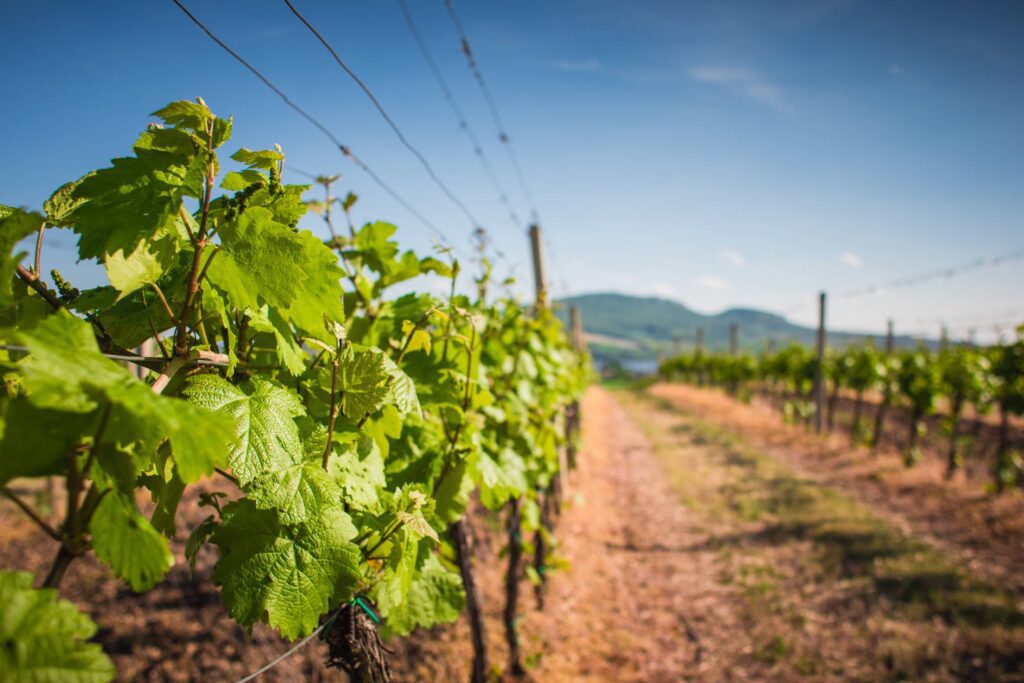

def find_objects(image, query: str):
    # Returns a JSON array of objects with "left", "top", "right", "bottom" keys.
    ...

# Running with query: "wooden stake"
[
  {"left": 528, "top": 224, "right": 547, "bottom": 309},
  {"left": 885, "top": 319, "right": 894, "bottom": 354},
  {"left": 729, "top": 322, "right": 739, "bottom": 356},
  {"left": 569, "top": 305, "right": 584, "bottom": 352}
]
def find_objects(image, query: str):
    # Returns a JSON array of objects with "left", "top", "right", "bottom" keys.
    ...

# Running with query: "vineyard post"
[
  {"left": 696, "top": 327, "right": 705, "bottom": 351},
  {"left": 886, "top": 319, "right": 894, "bottom": 353},
  {"left": 940, "top": 325, "right": 949, "bottom": 352},
  {"left": 730, "top": 322, "right": 739, "bottom": 356},
  {"left": 528, "top": 224, "right": 547, "bottom": 309},
  {"left": 814, "top": 291, "right": 827, "bottom": 434},
  {"left": 501, "top": 224, "right": 550, "bottom": 673}
]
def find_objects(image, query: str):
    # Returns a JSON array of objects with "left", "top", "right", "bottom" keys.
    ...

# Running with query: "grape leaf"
[
  {"left": 58, "top": 113, "right": 213, "bottom": 292},
  {"left": 0, "top": 398, "right": 94, "bottom": 485},
  {"left": 380, "top": 553, "right": 464, "bottom": 638},
  {"left": 211, "top": 500, "right": 360, "bottom": 639},
  {"left": 206, "top": 206, "right": 344, "bottom": 338},
  {"left": 89, "top": 492, "right": 174, "bottom": 592},
  {"left": 182, "top": 374, "right": 303, "bottom": 486},
  {"left": 473, "top": 447, "right": 527, "bottom": 510},
  {"left": 16, "top": 311, "right": 232, "bottom": 481},
  {"left": 0, "top": 206, "right": 42, "bottom": 306},
  {"left": 206, "top": 207, "right": 305, "bottom": 313},
  {"left": 381, "top": 353, "right": 420, "bottom": 415},
  {"left": 401, "top": 319, "right": 431, "bottom": 355},
  {"left": 0, "top": 570, "right": 115, "bottom": 683},
  {"left": 279, "top": 228, "right": 346, "bottom": 339},
  {"left": 328, "top": 436, "right": 386, "bottom": 511},
  {"left": 245, "top": 457, "right": 341, "bottom": 525},
  {"left": 340, "top": 346, "right": 392, "bottom": 419}
]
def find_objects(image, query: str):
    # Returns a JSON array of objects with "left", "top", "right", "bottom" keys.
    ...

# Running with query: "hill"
[{"left": 555, "top": 292, "right": 924, "bottom": 369}]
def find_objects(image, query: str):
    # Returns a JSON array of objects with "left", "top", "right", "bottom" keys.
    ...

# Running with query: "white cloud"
[
  {"left": 550, "top": 59, "right": 602, "bottom": 73},
  {"left": 840, "top": 252, "right": 863, "bottom": 268},
  {"left": 649, "top": 282, "right": 675, "bottom": 297},
  {"left": 719, "top": 249, "right": 746, "bottom": 267},
  {"left": 693, "top": 275, "right": 730, "bottom": 290},
  {"left": 688, "top": 66, "right": 788, "bottom": 111}
]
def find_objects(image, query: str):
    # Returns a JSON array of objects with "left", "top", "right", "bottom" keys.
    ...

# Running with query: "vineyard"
[
  {"left": 0, "top": 100, "right": 587, "bottom": 681},
  {"left": 6, "top": 3, "right": 1024, "bottom": 682},
  {"left": 658, "top": 336, "right": 1024, "bottom": 490}
]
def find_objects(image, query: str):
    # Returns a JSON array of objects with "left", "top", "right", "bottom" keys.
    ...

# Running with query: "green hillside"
[{"left": 555, "top": 292, "right": 925, "bottom": 368}]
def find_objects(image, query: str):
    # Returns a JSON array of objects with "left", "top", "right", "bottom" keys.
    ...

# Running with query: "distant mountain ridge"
[{"left": 555, "top": 292, "right": 925, "bottom": 366}]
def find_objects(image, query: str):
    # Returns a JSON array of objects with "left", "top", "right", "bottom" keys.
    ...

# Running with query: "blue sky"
[{"left": 4, "top": 0, "right": 1023, "bottom": 340}]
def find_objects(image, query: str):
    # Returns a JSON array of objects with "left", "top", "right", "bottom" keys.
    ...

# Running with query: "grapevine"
[
  {"left": 660, "top": 332, "right": 1024, "bottom": 489},
  {"left": 0, "top": 99, "right": 587, "bottom": 681}
]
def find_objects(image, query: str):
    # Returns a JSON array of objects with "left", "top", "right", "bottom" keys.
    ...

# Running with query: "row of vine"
[
  {"left": 659, "top": 338, "right": 1024, "bottom": 489},
  {"left": 0, "top": 99, "right": 588, "bottom": 681}
]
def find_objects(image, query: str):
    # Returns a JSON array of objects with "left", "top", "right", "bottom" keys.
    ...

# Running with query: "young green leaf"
[
  {"left": 183, "top": 374, "right": 303, "bottom": 485},
  {"left": 0, "top": 570, "right": 115, "bottom": 683},
  {"left": 89, "top": 492, "right": 175, "bottom": 592},
  {"left": 211, "top": 500, "right": 361, "bottom": 639}
]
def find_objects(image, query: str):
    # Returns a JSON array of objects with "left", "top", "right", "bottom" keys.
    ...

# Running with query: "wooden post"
[
  {"left": 509, "top": 224, "right": 556, "bottom": 660},
  {"left": 696, "top": 327, "right": 705, "bottom": 352},
  {"left": 814, "top": 291, "right": 826, "bottom": 434},
  {"left": 570, "top": 305, "right": 584, "bottom": 351},
  {"left": 729, "top": 322, "right": 739, "bottom": 356},
  {"left": 940, "top": 325, "right": 949, "bottom": 352},
  {"left": 528, "top": 224, "right": 547, "bottom": 309},
  {"left": 885, "top": 319, "right": 894, "bottom": 354}
]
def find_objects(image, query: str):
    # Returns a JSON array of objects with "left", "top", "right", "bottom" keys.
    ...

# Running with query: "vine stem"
[
  {"left": 173, "top": 116, "right": 215, "bottom": 358},
  {"left": 44, "top": 404, "right": 112, "bottom": 590},
  {"left": 151, "top": 350, "right": 229, "bottom": 394},
  {"left": 150, "top": 282, "right": 178, "bottom": 325},
  {"left": 1, "top": 487, "right": 60, "bottom": 540},
  {"left": 33, "top": 220, "right": 45, "bottom": 276},
  {"left": 322, "top": 345, "right": 343, "bottom": 469},
  {"left": 152, "top": 353, "right": 192, "bottom": 394},
  {"left": 16, "top": 264, "right": 62, "bottom": 309},
  {"left": 362, "top": 519, "right": 404, "bottom": 559}
]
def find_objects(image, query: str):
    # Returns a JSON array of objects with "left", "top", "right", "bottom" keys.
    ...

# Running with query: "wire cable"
[
  {"left": 168, "top": 0, "right": 460, "bottom": 252},
  {"left": 282, "top": 0, "right": 483, "bottom": 232},
  {"left": 781, "top": 245, "right": 1024, "bottom": 316},
  {"left": 835, "top": 246, "right": 1024, "bottom": 299},
  {"left": 397, "top": 0, "right": 522, "bottom": 232},
  {"left": 443, "top": 0, "right": 537, "bottom": 219}
]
